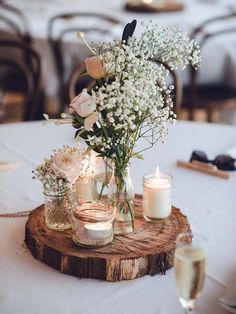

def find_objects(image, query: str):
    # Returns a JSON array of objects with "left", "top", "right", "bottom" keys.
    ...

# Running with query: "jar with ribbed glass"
[{"left": 44, "top": 186, "right": 75, "bottom": 231}]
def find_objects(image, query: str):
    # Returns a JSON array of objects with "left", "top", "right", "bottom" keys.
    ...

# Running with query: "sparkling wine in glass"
[{"left": 174, "top": 233, "right": 207, "bottom": 313}]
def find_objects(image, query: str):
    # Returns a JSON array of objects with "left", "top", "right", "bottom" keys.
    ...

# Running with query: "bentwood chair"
[
  {"left": 48, "top": 13, "right": 121, "bottom": 114},
  {"left": 0, "top": 1, "right": 32, "bottom": 44},
  {"left": 0, "top": 40, "right": 42, "bottom": 122},
  {"left": 183, "top": 12, "right": 236, "bottom": 122},
  {"left": 0, "top": 1, "right": 36, "bottom": 113},
  {"left": 68, "top": 60, "right": 182, "bottom": 116},
  {"left": 68, "top": 62, "right": 94, "bottom": 101}
]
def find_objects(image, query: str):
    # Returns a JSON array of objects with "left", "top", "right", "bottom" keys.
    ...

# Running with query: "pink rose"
[
  {"left": 51, "top": 152, "right": 82, "bottom": 184},
  {"left": 84, "top": 112, "right": 99, "bottom": 131},
  {"left": 69, "top": 89, "right": 96, "bottom": 117},
  {"left": 85, "top": 56, "right": 105, "bottom": 79}
]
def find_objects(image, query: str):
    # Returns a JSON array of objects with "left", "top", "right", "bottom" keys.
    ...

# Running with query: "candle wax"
[
  {"left": 84, "top": 222, "right": 112, "bottom": 240},
  {"left": 76, "top": 177, "right": 98, "bottom": 201}
]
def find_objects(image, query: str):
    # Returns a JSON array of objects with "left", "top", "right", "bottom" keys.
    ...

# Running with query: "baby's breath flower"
[{"left": 47, "top": 21, "right": 200, "bottom": 170}]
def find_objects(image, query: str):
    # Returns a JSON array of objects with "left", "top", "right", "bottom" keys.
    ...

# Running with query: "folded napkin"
[
  {"left": 0, "top": 161, "right": 21, "bottom": 171},
  {"left": 218, "top": 281, "right": 236, "bottom": 313}
]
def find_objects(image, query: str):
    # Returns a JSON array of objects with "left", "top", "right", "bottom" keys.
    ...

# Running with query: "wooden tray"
[
  {"left": 25, "top": 194, "right": 190, "bottom": 281},
  {"left": 124, "top": 1, "right": 184, "bottom": 13}
]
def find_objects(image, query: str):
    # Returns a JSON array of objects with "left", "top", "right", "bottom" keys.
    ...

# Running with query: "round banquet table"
[
  {"left": 0, "top": 120, "right": 236, "bottom": 314},
  {"left": 1, "top": 0, "right": 236, "bottom": 108}
]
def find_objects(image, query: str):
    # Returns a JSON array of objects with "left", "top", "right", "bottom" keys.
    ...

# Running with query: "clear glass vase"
[
  {"left": 108, "top": 164, "right": 135, "bottom": 235},
  {"left": 43, "top": 186, "right": 75, "bottom": 231},
  {"left": 94, "top": 157, "right": 113, "bottom": 202}
]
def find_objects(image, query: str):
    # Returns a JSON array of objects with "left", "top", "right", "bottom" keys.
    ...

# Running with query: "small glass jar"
[
  {"left": 76, "top": 177, "right": 98, "bottom": 203},
  {"left": 142, "top": 171, "right": 173, "bottom": 222},
  {"left": 72, "top": 201, "right": 114, "bottom": 248},
  {"left": 44, "top": 187, "right": 75, "bottom": 231}
]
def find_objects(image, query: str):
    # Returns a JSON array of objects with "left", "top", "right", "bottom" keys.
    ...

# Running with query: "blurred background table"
[
  {"left": 0, "top": 120, "right": 236, "bottom": 313},
  {"left": 1, "top": 0, "right": 236, "bottom": 122}
]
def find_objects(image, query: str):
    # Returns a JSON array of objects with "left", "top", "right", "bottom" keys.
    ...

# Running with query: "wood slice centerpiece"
[
  {"left": 124, "top": 1, "right": 184, "bottom": 13},
  {"left": 25, "top": 194, "right": 190, "bottom": 281}
]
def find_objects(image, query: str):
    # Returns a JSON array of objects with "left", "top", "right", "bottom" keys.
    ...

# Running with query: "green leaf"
[
  {"left": 74, "top": 128, "right": 85, "bottom": 139},
  {"left": 132, "top": 152, "right": 144, "bottom": 160}
]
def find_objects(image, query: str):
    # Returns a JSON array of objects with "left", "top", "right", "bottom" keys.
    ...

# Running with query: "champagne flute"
[{"left": 174, "top": 233, "right": 207, "bottom": 313}]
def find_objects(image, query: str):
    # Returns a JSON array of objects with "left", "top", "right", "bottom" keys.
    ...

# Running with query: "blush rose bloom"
[
  {"left": 85, "top": 56, "right": 105, "bottom": 79},
  {"left": 51, "top": 152, "right": 82, "bottom": 184},
  {"left": 84, "top": 111, "right": 99, "bottom": 131},
  {"left": 69, "top": 89, "right": 96, "bottom": 117}
]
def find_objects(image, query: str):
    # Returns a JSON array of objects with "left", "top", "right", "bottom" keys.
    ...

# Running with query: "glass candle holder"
[
  {"left": 76, "top": 177, "right": 98, "bottom": 203},
  {"left": 44, "top": 187, "right": 75, "bottom": 231},
  {"left": 142, "top": 170, "right": 173, "bottom": 222},
  {"left": 72, "top": 201, "right": 114, "bottom": 248}
]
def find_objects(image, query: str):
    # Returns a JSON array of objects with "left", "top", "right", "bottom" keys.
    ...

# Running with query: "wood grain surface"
[{"left": 25, "top": 194, "right": 190, "bottom": 281}]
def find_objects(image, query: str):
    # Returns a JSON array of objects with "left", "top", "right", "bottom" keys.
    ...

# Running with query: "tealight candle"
[
  {"left": 84, "top": 222, "right": 113, "bottom": 240},
  {"left": 142, "top": 167, "right": 173, "bottom": 221},
  {"left": 72, "top": 201, "right": 114, "bottom": 248}
]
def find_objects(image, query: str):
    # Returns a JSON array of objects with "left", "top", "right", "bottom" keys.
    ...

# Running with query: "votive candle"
[
  {"left": 72, "top": 201, "right": 114, "bottom": 248},
  {"left": 76, "top": 177, "right": 98, "bottom": 202},
  {"left": 142, "top": 167, "right": 173, "bottom": 221}
]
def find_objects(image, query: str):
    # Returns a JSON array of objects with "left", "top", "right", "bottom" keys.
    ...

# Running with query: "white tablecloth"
[
  {"left": 1, "top": 0, "right": 236, "bottom": 104},
  {"left": 0, "top": 120, "right": 236, "bottom": 314}
]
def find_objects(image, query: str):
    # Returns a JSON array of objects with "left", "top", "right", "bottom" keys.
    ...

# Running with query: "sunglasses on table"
[{"left": 190, "top": 150, "right": 236, "bottom": 171}]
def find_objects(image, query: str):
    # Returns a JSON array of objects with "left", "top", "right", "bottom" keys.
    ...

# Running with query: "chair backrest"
[
  {"left": 48, "top": 12, "right": 121, "bottom": 111},
  {"left": 189, "top": 12, "right": 236, "bottom": 107},
  {"left": 0, "top": 40, "right": 41, "bottom": 122},
  {"left": 0, "top": 1, "right": 32, "bottom": 44},
  {"left": 68, "top": 60, "right": 182, "bottom": 115},
  {"left": 68, "top": 62, "right": 94, "bottom": 101}
]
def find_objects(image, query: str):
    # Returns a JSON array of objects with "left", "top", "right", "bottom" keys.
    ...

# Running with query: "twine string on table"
[{"left": 0, "top": 210, "right": 31, "bottom": 218}]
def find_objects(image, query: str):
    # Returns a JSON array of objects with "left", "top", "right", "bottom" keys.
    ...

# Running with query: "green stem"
[{"left": 98, "top": 182, "right": 106, "bottom": 200}]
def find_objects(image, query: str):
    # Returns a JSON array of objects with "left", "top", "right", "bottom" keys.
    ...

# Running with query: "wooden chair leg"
[
  {"left": 207, "top": 108, "right": 213, "bottom": 123},
  {"left": 188, "top": 107, "right": 194, "bottom": 121}
]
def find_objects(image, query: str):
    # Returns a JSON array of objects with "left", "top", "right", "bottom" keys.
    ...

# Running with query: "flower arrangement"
[
  {"left": 32, "top": 145, "right": 89, "bottom": 191},
  {"left": 47, "top": 21, "right": 200, "bottom": 164},
  {"left": 45, "top": 20, "right": 200, "bottom": 234}
]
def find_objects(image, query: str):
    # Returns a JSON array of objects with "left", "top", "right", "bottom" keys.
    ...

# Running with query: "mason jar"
[
  {"left": 44, "top": 186, "right": 76, "bottom": 231},
  {"left": 72, "top": 201, "right": 114, "bottom": 248}
]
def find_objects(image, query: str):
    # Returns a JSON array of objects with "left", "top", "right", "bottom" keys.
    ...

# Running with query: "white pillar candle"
[
  {"left": 76, "top": 177, "right": 98, "bottom": 202},
  {"left": 84, "top": 222, "right": 113, "bottom": 240},
  {"left": 142, "top": 167, "right": 173, "bottom": 221}
]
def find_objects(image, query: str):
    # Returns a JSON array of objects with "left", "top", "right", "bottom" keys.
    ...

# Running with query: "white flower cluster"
[
  {"left": 50, "top": 21, "right": 200, "bottom": 168},
  {"left": 32, "top": 145, "right": 89, "bottom": 191},
  {"left": 128, "top": 23, "right": 200, "bottom": 69},
  {"left": 84, "top": 22, "right": 201, "bottom": 160}
]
